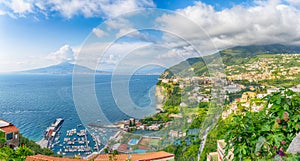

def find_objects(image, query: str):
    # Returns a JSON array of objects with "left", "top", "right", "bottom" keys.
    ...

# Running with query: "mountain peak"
[{"left": 19, "top": 62, "right": 95, "bottom": 74}]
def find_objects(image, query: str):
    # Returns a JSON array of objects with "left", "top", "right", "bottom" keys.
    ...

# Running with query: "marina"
[
  {"left": 37, "top": 118, "right": 102, "bottom": 157},
  {"left": 53, "top": 126, "right": 100, "bottom": 157}
]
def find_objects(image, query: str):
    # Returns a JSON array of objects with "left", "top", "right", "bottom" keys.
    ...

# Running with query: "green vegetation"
[
  {"left": 200, "top": 118, "right": 228, "bottom": 160},
  {"left": 164, "top": 135, "right": 200, "bottom": 161},
  {"left": 0, "top": 145, "right": 33, "bottom": 161},
  {"left": 0, "top": 131, "right": 6, "bottom": 147},
  {"left": 162, "top": 105, "right": 209, "bottom": 160},
  {"left": 222, "top": 90, "right": 300, "bottom": 160},
  {"left": 154, "top": 44, "right": 300, "bottom": 160},
  {"left": 163, "top": 83, "right": 181, "bottom": 108},
  {"left": 141, "top": 82, "right": 182, "bottom": 124},
  {"left": 161, "top": 44, "right": 300, "bottom": 78},
  {"left": 201, "top": 90, "right": 300, "bottom": 161},
  {"left": 189, "top": 107, "right": 208, "bottom": 129},
  {"left": 259, "top": 78, "right": 300, "bottom": 88},
  {"left": 0, "top": 133, "right": 54, "bottom": 160},
  {"left": 19, "top": 134, "right": 54, "bottom": 156}
]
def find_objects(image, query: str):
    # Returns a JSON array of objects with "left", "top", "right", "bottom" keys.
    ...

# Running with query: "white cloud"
[
  {"left": 1, "top": 0, "right": 32, "bottom": 16},
  {"left": 92, "top": 28, "right": 107, "bottom": 37},
  {"left": 116, "top": 28, "right": 137, "bottom": 38},
  {"left": 0, "top": 10, "right": 5, "bottom": 15},
  {"left": 156, "top": 0, "right": 300, "bottom": 53},
  {"left": 157, "top": 46, "right": 198, "bottom": 59},
  {"left": 75, "top": 41, "right": 152, "bottom": 71},
  {"left": 0, "top": 0, "right": 155, "bottom": 18},
  {"left": 99, "top": 0, "right": 155, "bottom": 18},
  {"left": 104, "top": 17, "right": 147, "bottom": 39},
  {"left": 47, "top": 45, "right": 75, "bottom": 63},
  {"left": 105, "top": 18, "right": 133, "bottom": 30}
]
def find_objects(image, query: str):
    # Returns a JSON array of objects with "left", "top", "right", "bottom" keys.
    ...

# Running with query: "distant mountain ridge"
[
  {"left": 19, "top": 62, "right": 165, "bottom": 75},
  {"left": 20, "top": 62, "right": 111, "bottom": 74},
  {"left": 161, "top": 44, "right": 300, "bottom": 78}
]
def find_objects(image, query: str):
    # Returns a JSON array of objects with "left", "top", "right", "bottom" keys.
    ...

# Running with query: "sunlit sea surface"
[{"left": 0, "top": 74, "right": 158, "bottom": 154}]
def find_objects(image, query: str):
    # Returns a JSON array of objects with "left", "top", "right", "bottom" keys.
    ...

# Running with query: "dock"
[{"left": 36, "top": 138, "right": 48, "bottom": 148}]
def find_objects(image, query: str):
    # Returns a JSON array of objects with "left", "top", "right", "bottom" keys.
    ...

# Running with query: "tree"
[
  {"left": 104, "top": 148, "right": 109, "bottom": 154},
  {"left": 0, "top": 146, "right": 13, "bottom": 160},
  {"left": 19, "top": 134, "right": 54, "bottom": 156},
  {"left": 0, "top": 131, "right": 6, "bottom": 147},
  {"left": 14, "top": 145, "right": 34, "bottom": 160},
  {"left": 0, "top": 138, "right": 6, "bottom": 147},
  {"left": 0, "top": 145, "right": 33, "bottom": 161}
]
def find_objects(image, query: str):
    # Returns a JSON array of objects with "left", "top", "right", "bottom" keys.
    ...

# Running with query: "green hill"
[{"left": 161, "top": 44, "right": 300, "bottom": 78}]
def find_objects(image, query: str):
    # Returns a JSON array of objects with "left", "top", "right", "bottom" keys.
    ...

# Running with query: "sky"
[{"left": 0, "top": 0, "right": 300, "bottom": 72}]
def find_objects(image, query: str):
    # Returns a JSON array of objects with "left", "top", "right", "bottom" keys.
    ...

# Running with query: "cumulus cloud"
[
  {"left": 155, "top": 0, "right": 300, "bottom": 53},
  {"left": 92, "top": 28, "right": 107, "bottom": 37},
  {"left": 47, "top": 45, "right": 75, "bottom": 63},
  {"left": 98, "top": 0, "right": 155, "bottom": 18},
  {"left": 105, "top": 18, "right": 133, "bottom": 30},
  {"left": 1, "top": 0, "right": 32, "bottom": 16},
  {"left": 157, "top": 46, "right": 199, "bottom": 59},
  {"left": 75, "top": 41, "right": 152, "bottom": 71},
  {"left": 0, "top": 0, "right": 155, "bottom": 18}
]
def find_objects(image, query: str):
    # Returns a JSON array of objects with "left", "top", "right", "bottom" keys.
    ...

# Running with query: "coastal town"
[
  {"left": 86, "top": 54, "right": 300, "bottom": 160},
  {"left": 1, "top": 53, "right": 300, "bottom": 161},
  {"left": 3, "top": 0, "right": 300, "bottom": 160}
]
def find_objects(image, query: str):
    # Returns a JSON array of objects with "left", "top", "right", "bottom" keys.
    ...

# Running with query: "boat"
[{"left": 43, "top": 118, "right": 64, "bottom": 148}]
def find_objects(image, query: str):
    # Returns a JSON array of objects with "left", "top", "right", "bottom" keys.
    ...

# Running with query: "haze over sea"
[{"left": 0, "top": 74, "right": 159, "bottom": 141}]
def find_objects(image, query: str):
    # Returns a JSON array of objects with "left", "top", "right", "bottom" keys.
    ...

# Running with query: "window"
[{"left": 6, "top": 133, "right": 13, "bottom": 140}]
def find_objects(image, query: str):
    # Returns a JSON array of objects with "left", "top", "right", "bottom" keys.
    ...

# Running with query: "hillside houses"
[
  {"left": 0, "top": 119, "right": 19, "bottom": 148},
  {"left": 226, "top": 54, "right": 300, "bottom": 82}
]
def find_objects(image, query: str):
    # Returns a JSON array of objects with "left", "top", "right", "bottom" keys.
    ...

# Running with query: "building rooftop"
[
  {"left": 95, "top": 151, "right": 174, "bottom": 161},
  {"left": 0, "top": 125, "right": 18, "bottom": 133},
  {"left": 0, "top": 119, "right": 18, "bottom": 133},
  {"left": 26, "top": 151, "right": 174, "bottom": 161},
  {"left": 26, "top": 155, "right": 86, "bottom": 161}
]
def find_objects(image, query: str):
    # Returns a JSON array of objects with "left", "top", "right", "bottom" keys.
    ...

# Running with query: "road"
[{"left": 197, "top": 127, "right": 210, "bottom": 161}]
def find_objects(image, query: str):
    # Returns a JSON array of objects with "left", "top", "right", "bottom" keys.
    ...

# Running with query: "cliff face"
[{"left": 155, "top": 85, "right": 167, "bottom": 111}]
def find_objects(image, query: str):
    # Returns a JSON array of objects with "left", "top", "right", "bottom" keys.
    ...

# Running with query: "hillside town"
[
  {"left": 226, "top": 54, "right": 300, "bottom": 82},
  {"left": 1, "top": 53, "right": 300, "bottom": 160}
]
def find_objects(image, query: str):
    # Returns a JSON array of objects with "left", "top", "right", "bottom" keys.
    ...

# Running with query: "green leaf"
[
  {"left": 261, "top": 125, "right": 271, "bottom": 132},
  {"left": 267, "top": 133, "right": 284, "bottom": 147},
  {"left": 276, "top": 97, "right": 281, "bottom": 104},
  {"left": 283, "top": 104, "right": 289, "bottom": 110}
]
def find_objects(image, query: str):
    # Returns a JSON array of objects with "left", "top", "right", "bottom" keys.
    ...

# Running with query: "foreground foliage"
[
  {"left": 0, "top": 133, "right": 54, "bottom": 160},
  {"left": 225, "top": 90, "right": 300, "bottom": 160},
  {"left": 19, "top": 134, "right": 54, "bottom": 156},
  {"left": 0, "top": 146, "right": 33, "bottom": 161}
]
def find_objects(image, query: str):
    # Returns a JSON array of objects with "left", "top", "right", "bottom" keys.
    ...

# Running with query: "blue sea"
[{"left": 0, "top": 74, "right": 159, "bottom": 154}]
